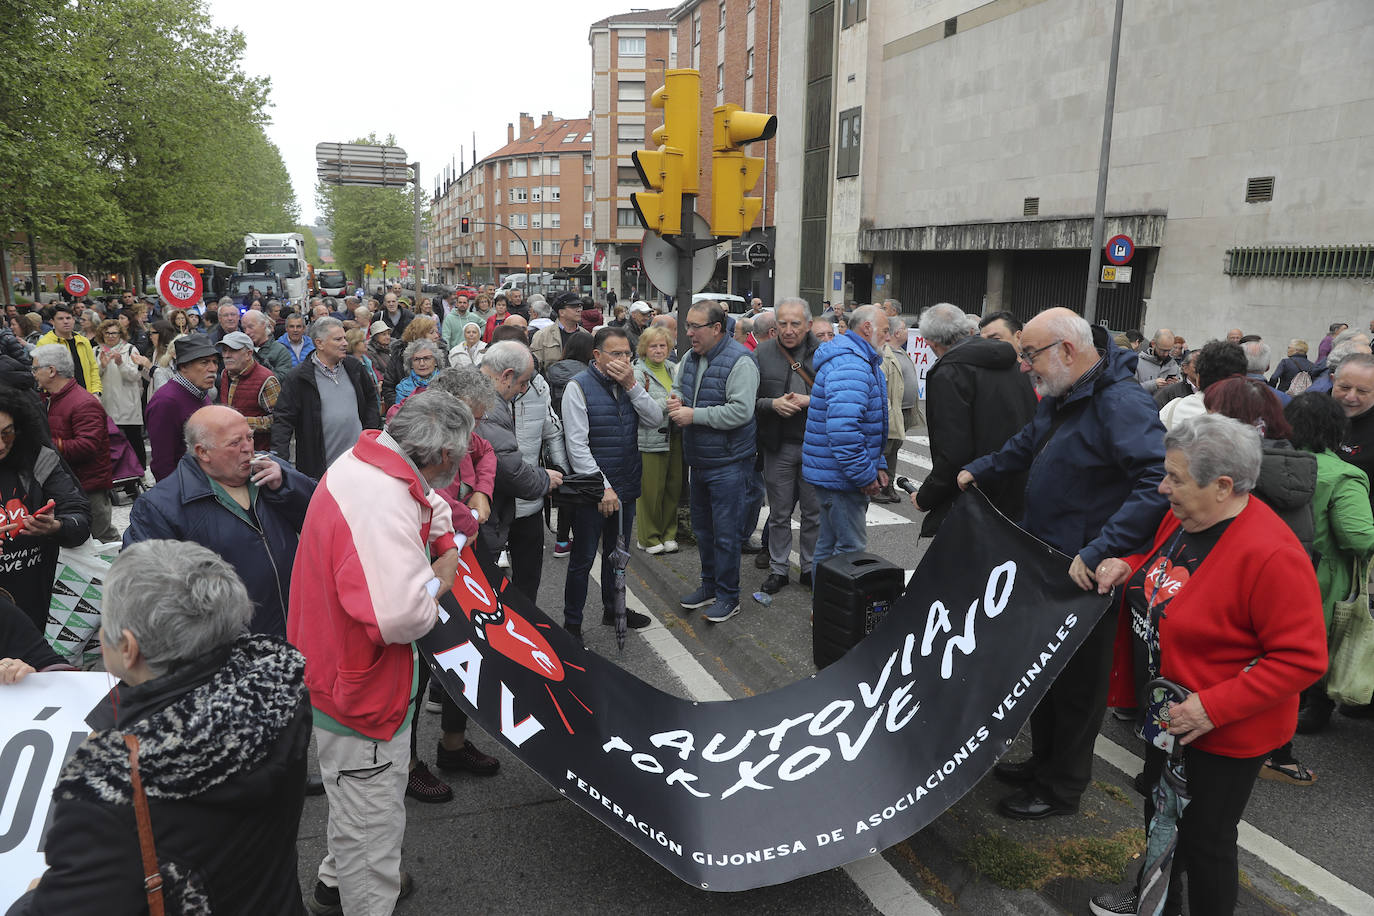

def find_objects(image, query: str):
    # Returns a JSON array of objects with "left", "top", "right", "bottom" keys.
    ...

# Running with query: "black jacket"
[
  {"left": 917, "top": 335, "right": 1038, "bottom": 536},
  {"left": 1339, "top": 406, "right": 1374, "bottom": 514},
  {"left": 0, "top": 446, "right": 91, "bottom": 630},
  {"left": 271, "top": 356, "right": 381, "bottom": 479},
  {"left": 1254, "top": 439, "right": 1317, "bottom": 561},
  {"left": 1270, "top": 355, "right": 1317, "bottom": 392},
  {"left": 8, "top": 636, "right": 310, "bottom": 916},
  {"left": 754, "top": 334, "right": 819, "bottom": 450},
  {"left": 1153, "top": 378, "right": 1194, "bottom": 408}
]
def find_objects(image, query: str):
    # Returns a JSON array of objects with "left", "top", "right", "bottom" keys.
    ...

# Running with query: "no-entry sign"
[
  {"left": 1105, "top": 234, "right": 1135, "bottom": 266},
  {"left": 62, "top": 274, "right": 91, "bottom": 298},
  {"left": 154, "top": 259, "right": 203, "bottom": 308}
]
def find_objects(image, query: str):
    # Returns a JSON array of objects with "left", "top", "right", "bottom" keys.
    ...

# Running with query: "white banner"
[
  {"left": 0, "top": 672, "right": 110, "bottom": 908},
  {"left": 905, "top": 330, "right": 935, "bottom": 400}
]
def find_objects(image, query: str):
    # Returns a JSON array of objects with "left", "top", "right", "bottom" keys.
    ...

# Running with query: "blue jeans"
[
  {"left": 813, "top": 486, "right": 869, "bottom": 569},
  {"left": 689, "top": 462, "right": 749, "bottom": 605},
  {"left": 739, "top": 465, "right": 766, "bottom": 543},
  {"left": 562, "top": 504, "right": 635, "bottom": 628}
]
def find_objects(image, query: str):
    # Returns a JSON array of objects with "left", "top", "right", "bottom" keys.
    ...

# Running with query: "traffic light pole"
[{"left": 673, "top": 193, "right": 696, "bottom": 360}]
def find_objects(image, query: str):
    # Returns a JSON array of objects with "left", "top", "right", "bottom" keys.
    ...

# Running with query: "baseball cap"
[
  {"left": 218, "top": 331, "right": 254, "bottom": 351},
  {"left": 630, "top": 301, "right": 654, "bottom": 315},
  {"left": 173, "top": 335, "right": 218, "bottom": 365}
]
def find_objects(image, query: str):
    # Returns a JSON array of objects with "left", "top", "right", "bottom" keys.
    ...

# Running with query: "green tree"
[{"left": 294, "top": 225, "right": 320, "bottom": 265}]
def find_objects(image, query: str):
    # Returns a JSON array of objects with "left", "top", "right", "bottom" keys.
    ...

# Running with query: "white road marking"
[
  {"left": 898, "top": 450, "right": 933, "bottom": 470},
  {"left": 905, "top": 434, "right": 929, "bottom": 446},
  {"left": 1093, "top": 735, "right": 1373, "bottom": 915}
]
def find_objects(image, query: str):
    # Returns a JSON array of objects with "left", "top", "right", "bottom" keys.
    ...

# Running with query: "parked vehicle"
[
  {"left": 317, "top": 269, "right": 348, "bottom": 297},
  {"left": 239, "top": 233, "right": 308, "bottom": 304}
]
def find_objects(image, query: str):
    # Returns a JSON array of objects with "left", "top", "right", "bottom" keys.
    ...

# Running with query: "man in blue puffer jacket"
[{"left": 802, "top": 304, "right": 891, "bottom": 566}]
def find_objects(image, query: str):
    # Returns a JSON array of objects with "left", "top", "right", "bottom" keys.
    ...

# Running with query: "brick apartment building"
[{"left": 428, "top": 113, "right": 593, "bottom": 287}]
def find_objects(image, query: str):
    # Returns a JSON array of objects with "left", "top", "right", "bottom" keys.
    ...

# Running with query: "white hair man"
[{"left": 961, "top": 307, "right": 1168, "bottom": 821}]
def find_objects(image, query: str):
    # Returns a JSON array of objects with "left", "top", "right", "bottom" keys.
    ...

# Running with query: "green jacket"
[
  {"left": 634, "top": 358, "right": 676, "bottom": 453},
  {"left": 1313, "top": 448, "right": 1374, "bottom": 624}
]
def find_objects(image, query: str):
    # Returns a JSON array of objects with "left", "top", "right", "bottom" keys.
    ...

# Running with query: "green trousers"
[{"left": 637, "top": 438, "right": 683, "bottom": 548}]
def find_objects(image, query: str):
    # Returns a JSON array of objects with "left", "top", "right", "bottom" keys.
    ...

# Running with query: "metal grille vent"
[
  {"left": 1245, "top": 176, "right": 1275, "bottom": 203},
  {"left": 1225, "top": 245, "right": 1373, "bottom": 279},
  {"left": 1023, "top": 197, "right": 1039, "bottom": 216}
]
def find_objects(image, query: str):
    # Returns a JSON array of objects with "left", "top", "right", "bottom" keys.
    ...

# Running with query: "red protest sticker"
[
  {"left": 155, "top": 260, "right": 203, "bottom": 308},
  {"left": 63, "top": 274, "right": 91, "bottom": 297}
]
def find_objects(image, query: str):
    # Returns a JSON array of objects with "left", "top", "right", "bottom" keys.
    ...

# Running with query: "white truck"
[{"left": 239, "top": 232, "right": 309, "bottom": 305}]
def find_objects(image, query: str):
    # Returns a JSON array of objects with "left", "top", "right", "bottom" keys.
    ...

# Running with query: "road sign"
[
  {"left": 833, "top": 271, "right": 842, "bottom": 292},
  {"left": 572, "top": 255, "right": 582, "bottom": 264},
  {"left": 154, "top": 259, "right": 203, "bottom": 308},
  {"left": 1105, "top": 234, "right": 1134, "bottom": 265},
  {"left": 746, "top": 242, "right": 771, "bottom": 268},
  {"left": 641, "top": 214, "right": 716, "bottom": 296},
  {"left": 875, "top": 273, "right": 886, "bottom": 288},
  {"left": 1115, "top": 266, "right": 1133, "bottom": 283},
  {"left": 316, "top": 142, "right": 411, "bottom": 188},
  {"left": 1101, "top": 266, "right": 1117, "bottom": 282},
  {"left": 63, "top": 274, "right": 91, "bottom": 298}
]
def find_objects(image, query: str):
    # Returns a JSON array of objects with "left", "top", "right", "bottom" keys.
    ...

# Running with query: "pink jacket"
[
  {"left": 288, "top": 429, "right": 457, "bottom": 740},
  {"left": 437, "top": 433, "right": 495, "bottom": 539}
]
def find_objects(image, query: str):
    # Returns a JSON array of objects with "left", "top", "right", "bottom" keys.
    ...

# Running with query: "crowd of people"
[{"left": 0, "top": 281, "right": 1369, "bottom": 916}]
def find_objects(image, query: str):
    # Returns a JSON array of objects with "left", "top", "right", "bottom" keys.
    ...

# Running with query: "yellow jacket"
[{"left": 36, "top": 331, "right": 102, "bottom": 394}]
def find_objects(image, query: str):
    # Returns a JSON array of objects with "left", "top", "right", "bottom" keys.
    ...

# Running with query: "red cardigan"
[{"left": 1108, "top": 496, "right": 1327, "bottom": 758}]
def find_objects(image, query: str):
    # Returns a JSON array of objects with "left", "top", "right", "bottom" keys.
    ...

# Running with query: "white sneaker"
[
  {"left": 645, "top": 543, "right": 665, "bottom": 555},
  {"left": 497, "top": 550, "right": 510, "bottom": 568},
  {"left": 662, "top": 540, "right": 678, "bottom": 553}
]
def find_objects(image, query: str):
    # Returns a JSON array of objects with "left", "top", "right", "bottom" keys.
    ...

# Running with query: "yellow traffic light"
[
  {"left": 631, "top": 147, "right": 685, "bottom": 236},
  {"left": 711, "top": 104, "right": 777, "bottom": 238},
  {"left": 649, "top": 70, "right": 701, "bottom": 193}
]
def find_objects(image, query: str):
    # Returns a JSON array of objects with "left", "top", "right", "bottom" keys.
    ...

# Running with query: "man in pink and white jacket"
[{"left": 288, "top": 389, "right": 476, "bottom": 916}]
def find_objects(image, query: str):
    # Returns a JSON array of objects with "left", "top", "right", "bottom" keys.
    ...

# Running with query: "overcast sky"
[{"left": 205, "top": 0, "right": 624, "bottom": 224}]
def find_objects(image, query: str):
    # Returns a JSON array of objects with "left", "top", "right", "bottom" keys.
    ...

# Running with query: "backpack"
[{"left": 1288, "top": 371, "right": 1312, "bottom": 395}]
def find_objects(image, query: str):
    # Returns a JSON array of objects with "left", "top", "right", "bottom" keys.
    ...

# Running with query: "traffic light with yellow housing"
[
  {"left": 631, "top": 69, "right": 701, "bottom": 236},
  {"left": 711, "top": 103, "right": 777, "bottom": 238}
]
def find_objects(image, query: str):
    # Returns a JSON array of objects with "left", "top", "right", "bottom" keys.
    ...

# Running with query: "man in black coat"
[
  {"left": 271, "top": 317, "right": 381, "bottom": 479},
  {"left": 911, "top": 302, "right": 1037, "bottom": 536}
]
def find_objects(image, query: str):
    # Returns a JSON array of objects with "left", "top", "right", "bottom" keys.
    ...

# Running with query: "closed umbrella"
[
  {"left": 611, "top": 522, "right": 631, "bottom": 652},
  {"left": 1137, "top": 677, "right": 1192, "bottom": 916}
]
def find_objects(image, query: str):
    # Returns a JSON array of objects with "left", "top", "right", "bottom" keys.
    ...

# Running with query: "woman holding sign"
[
  {"left": 1090, "top": 414, "right": 1326, "bottom": 916},
  {"left": 0, "top": 387, "right": 92, "bottom": 630}
]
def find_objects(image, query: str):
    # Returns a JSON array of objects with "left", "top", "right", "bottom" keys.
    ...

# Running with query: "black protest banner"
[{"left": 420, "top": 491, "right": 1111, "bottom": 891}]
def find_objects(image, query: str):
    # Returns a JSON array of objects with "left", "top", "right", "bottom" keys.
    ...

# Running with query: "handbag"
[
  {"left": 550, "top": 472, "right": 606, "bottom": 508},
  {"left": 1326, "top": 555, "right": 1374, "bottom": 705}
]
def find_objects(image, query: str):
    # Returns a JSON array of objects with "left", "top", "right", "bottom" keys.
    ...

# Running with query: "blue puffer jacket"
[
  {"left": 802, "top": 332, "right": 889, "bottom": 490},
  {"left": 123, "top": 453, "right": 315, "bottom": 637},
  {"left": 575, "top": 366, "right": 642, "bottom": 500},
  {"left": 964, "top": 338, "right": 1169, "bottom": 569}
]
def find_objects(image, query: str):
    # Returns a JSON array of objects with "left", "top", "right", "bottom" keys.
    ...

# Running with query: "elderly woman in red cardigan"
[{"left": 1088, "top": 414, "right": 1327, "bottom": 916}]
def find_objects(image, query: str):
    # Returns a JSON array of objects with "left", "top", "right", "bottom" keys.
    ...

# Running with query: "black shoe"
[
  {"left": 799, "top": 570, "right": 813, "bottom": 589},
  {"left": 992, "top": 757, "right": 1038, "bottom": 785},
  {"left": 564, "top": 623, "right": 583, "bottom": 645},
  {"left": 305, "top": 773, "right": 326, "bottom": 796},
  {"left": 405, "top": 761, "right": 453, "bottom": 803},
  {"left": 1338, "top": 700, "right": 1374, "bottom": 719},
  {"left": 754, "top": 550, "right": 771, "bottom": 569},
  {"left": 307, "top": 881, "right": 342, "bottom": 916},
  {"left": 997, "top": 787, "right": 1077, "bottom": 820},
  {"left": 602, "top": 609, "right": 651, "bottom": 629},
  {"left": 1297, "top": 694, "right": 1334, "bottom": 734},
  {"left": 741, "top": 541, "right": 763, "bottom": 554},
  {"left": 760, "top": 573, "right": 788, "bottom": 595},
  {"left": 435, "top": 739, "right": 500, "bottom": 776}
]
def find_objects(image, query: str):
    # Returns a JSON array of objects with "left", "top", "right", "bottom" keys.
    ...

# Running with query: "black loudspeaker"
[{"left": 811, "top": 551, "right": 906, "bottom": 668}]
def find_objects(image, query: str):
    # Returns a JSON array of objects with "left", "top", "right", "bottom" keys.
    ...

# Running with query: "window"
[
  {"left": 842, "top": 0, "right": 867, "bottom": 28},
  {"left": 511, "top": 214, "right": 528, "bottom": 229},
  {"left": 618, "top": 36, "right": 646, "bottom": 56},
  {"left": 546, "top": 156, "right": 559, "bottom": 175},
  {"left": 531, "top": 188, "right": 542, "bottom": 203},
  {"left": 618, "top": 80, "right": 646, "bottom": 103},
  {"left": 584, "top": 155, "right": 593, "bottom": 174},
  {"left": 508, "top": 159, "right": 527, "bottom": 178},
  {"left": 549, "top": 188, "right": 560, "bottom": 202},
  {"left": 509, "top": 187, "right": 528, "bottom": 203},
  {"left": 550, "top": 214, "right": 560, "bottom": 229},
  {"left": 563, "top": 132, "right": 579, "bottom": 143},
  {"left": 617, "top": 121, "right": 645, "bottom": 143},
  {"left": 531, "top": 214, "right": 542, "bottom": 229},
  {"left": 585, "top": 186, "right": 593, "bottom": 201},
  {"left": 718, "top": 0, "right": 726, "bottom": 29},
  {"left": 582, "top": 132, "right": 592, "bottom": 142},
  {"left": 693, "top": 11, "right": 701, "bottom": 45},
  {"left": 530, "top": 156, "right": 541, "bottom": 177},
  {"left": 836, "top": 106, "right": 861, "bottom": 178},
  {"left": 584, "top": 213, "right": 593, "bottom": 229},
  {"left": 747, "top": 48, "right": 754, "bottom": 77},
  {"left": 495, "top": 240, "right": 502, "bottom": 256},
  {"left": 618, "top": 165, "right": 640, "bottom": 185},
  {"left": 617, "top": 208, "right": 640, "bottom": 227}
]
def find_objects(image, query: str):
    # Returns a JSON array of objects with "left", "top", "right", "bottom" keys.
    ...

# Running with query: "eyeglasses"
[
  {"left": 1018, "top": 339, "right": 1064, "bottom": 366},
  {"left": 412, "top": 355, "right": 436, "bottom": 364},
  {"left": 685, "top": 321, "right": 713, "bottom": 331}
]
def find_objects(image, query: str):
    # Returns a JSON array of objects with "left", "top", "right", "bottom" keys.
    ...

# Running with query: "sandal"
[{"left": 1260, "top": 756, "right": 1317, "bottom": 786}]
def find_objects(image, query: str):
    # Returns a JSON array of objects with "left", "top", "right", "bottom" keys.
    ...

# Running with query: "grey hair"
[
  {"left": 918, "top": 303, "right": 970, "bottom": 348},
  {"left": 103, "top": 540, "right": 253, "bottom": 677},
  {"left": 1332, "top": 328, "right": 1369, "bottom": 348},
  {"left": 1334, "top": 351, "right": 1374, "bottom": 377},
  {"left": 32, "top": 343, "right": 74, "bottom": 377},
  {"left": 386, "top": 389, "right": 473, "bottom": 469},
  {"left": 430, "top": 366, "right": 499, "bottom": 416},
  {"left": 752, "top": 310, "right": 776, "bottom": 338},
  {"left": 1328, "top": 341, "right": 1372, "bottom": 373},
  {"left": 1242, "top": 340, "right": 1271, "bottom": 373},
  {"left": 850, "top": 304, "right": 883, "bottom": 332},
  {"left": 1041, "top": 309, "right": 1094, "bottom": 351},
  {"left": 775, "top": 297, "right": 812, "bottom": 323},
  {"left": 883, "top": 297, "right": 903, "bottom": 312},
  {"left": 240, "top": 309, "right": 268, "bottom": 331},
  {"left": 736, "top": 316, "right": 754, "bottom": 334},
  {"left": 310, "top": 316, "right": 343, "bottom": 343},
  {"left": 403, "top": 338, "right": 441, "bottom": 365},
  {"left": 217, "top": 297, "right": 235, "bottom": 310},
  {"left": 217, "top": 302, "right": 238, "bottom": 317},
  {"left": 530, "top": 299, "right": 552, "bottom": 319},
  {"left": 1165, "top": 414, "right": 1261, "bottom": 494},
  {"left": 482, "top": 340, "right": 533, "bottom": 379},
  {"left": 890, "top": 317, "right": 908, "bottom": 336}
]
